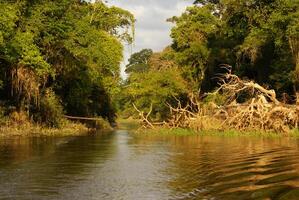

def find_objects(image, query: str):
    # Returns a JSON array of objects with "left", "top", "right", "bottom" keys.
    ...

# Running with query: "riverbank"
[
  {"left": 0, "top": 121, "right": 90, "bottom": 137},
  {"left": 118, "top": 118, "right": 299, "bottom": 138},
  {"left": 2, "top": 122, "right": 299, "bottom": 200},
  {"left": 136, "top": 127, "right": 299, "bottom": 138},
  {"left": 0, "top": 107, "right": 116, "bottom": 137},
  {"left": 0, "top": 117, "right": 114, "bottom": 137}
]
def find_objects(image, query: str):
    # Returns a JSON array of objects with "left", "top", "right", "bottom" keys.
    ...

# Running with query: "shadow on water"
[
  {"left": 0, "top": 133, "right": 117, "bottom": 200},
  {"left": 1, "top": 130, "right": 299, "bottom": 199}
]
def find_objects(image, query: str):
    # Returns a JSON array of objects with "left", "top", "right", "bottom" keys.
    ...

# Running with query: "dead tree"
[
  {"left": 133, "top": 65, "right": 299, "bottom": 133},
  {"left": 132, "top": 103, "right": 155, "bottom": 129}
]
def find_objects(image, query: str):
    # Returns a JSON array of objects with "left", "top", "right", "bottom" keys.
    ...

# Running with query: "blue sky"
[{"left": 107, "top": 0, "right": 193, "bottom": 78}]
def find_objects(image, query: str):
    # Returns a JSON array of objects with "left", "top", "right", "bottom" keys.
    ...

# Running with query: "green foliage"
[
  {"left": 203, "top": 92, "right": 226, "bottom": 105},
  {"left": 0, "top": 3, "right": 19, "bottom": 40},
  {"left": 127, "top": 68, "right": 187, "bottom": 102},
  {"left": 37, "top": 89, "right": 65, "bottom": 128},
  {"left": 120, "top": 0, "right": 299, "bottom": 123},
  {"left": 169, "top": 5, "right": 219, "bottom": 87},
  {"left": 123, "top": 68, "right": 187, "bottom": 120},
  {"left": 193, "top": 0, "right": 219, "bottom": 5},
  {"left": 0, "top": 32, "right": 3, "bottom": 47},
  {"left": 0, "top": 0, "right": 134, "bottom": 127},
  {"left": 125, "top": 49, "right": 153, "bottom": 73},
  {"left": 10, "top": 31, "right": 52, "bottom": 76},
  {"left": 168, "top": 0, "right": 299, "bottom": 97},
  {"left": 120, "top": 49, "right": 188, "bottom": 120}
]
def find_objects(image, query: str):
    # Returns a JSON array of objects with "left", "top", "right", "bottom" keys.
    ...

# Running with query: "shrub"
[
  {"left": 36, "top": 89, "right": 65, "bottom": 128},
  {"left": 9, "top": 111, "right": 29, "bottom": 125}
]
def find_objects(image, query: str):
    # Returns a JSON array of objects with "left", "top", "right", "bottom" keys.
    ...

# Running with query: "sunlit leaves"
[
  {"left": 0, "top": 3, "right": 19, "bottom": 39},
  {"left": 125, "top": 49, "right": 153, "bottom": 73},
  {"left": 10, "top": 31, "right": 51, "bottom": 77},
  {"left": 169, "top": 5, "right": 219, "bottom": 87},
  {"left": 169, "top": 0, "right": 299, "bottom": 94},
  {"left": 120, "top": 48, "right": 188, "bottom": 120},
  {"left": 0, "top": 0, "right": 135, "bottom": 122}
]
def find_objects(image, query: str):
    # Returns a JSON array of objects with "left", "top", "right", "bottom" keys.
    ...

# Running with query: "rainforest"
[
  {"left": 0, "top": 0, "right": 134, "bottom": 135},
  {"left": 2, "top": 1, "right": 299, "bottom": 200},
  {"left": 0, "top": 0, "right": 298, "bottom": 135},
  {"left": 120, "top": 0, "right": 299, "bottom": 134}
]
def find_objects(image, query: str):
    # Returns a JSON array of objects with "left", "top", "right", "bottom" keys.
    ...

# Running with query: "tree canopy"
[
  {"left": 169, "top": 0, "right": 299, "bottom": 95},
  {"left": 1, "top": 0, "right": 298, "bottom": 127},
  {"left": 125, "top": 49, "right": 153, "bottom": 73},
  {"left": 119, "top": 48, "right": 188, "bottom": 120},
  {"left": 120, "top": 0, "right": 299, "bottom": 122},
  {"left": 0, "top": 0, "right": 134, "bottom": 126}
]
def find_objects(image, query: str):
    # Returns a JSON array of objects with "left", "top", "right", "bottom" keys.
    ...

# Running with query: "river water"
[{"left": 1, "top": 130, "right": 299, "bottom": 200}]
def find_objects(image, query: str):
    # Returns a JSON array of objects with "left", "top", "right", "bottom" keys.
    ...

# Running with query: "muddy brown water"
[{"left": 1, "top": 130, "right": 299, "bottom": 199}]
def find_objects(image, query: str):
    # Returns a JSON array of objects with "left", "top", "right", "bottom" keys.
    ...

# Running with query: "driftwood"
[
  {"left": 214, "top": 65, "right": 280, "bottom": 105},
  {"left": 166, "top": 94, "right": 200, "bottom": 128},
  {"left": 212, "top": 66, "right": 298, "bottom": 132},
  {"left": 64, "top": 115, "right": 107, "bottom": 129},
  {"left": 133, "top": 103, "right": 155, "bottom": 128},
  {"left": 132, "top": 103, "right": 167, "bottom": 129},
  {"left": 64, "top": 115, "right": 103, "bottom": 121},
  {"left": 134, "top": 66, "right": 299, "bottom": 133}
]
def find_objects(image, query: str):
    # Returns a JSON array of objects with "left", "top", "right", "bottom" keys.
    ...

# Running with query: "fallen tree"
[{"left": 133, "top": 65, "right": 299, "bottom": 133}]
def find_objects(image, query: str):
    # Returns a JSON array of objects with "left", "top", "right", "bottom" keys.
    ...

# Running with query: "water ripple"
[{"left": 1, "top": 133, "right": 299, "bottom": 199}]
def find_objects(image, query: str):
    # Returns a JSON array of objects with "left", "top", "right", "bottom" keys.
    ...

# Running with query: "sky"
[{"left": 106, "top": 0, "right": 194, "bottom": 78}]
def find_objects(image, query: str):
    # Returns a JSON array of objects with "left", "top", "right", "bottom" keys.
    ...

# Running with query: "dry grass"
[
  {"left": 0, "top": 112, "right": 91, "bottom": 137},
  {"left": 0, "top": 122, "right": 90, "bottom": 137},
  {"left": 134, "top": 67, "right": 299, "bottom": 134},
  {"left": 188, "top": 116, "right": 222, "bottom": 132}
]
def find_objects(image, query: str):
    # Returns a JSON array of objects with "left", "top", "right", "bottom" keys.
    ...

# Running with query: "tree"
[
  {"left": 119, "top": 48, "right": 188, "bottom": 120},
  {"left": 168, "top": 5, "right": 219, "bottom": 91},
  {"left": 169, "top": 0, "right": 299, "bottom": 97},
  {"left": 0, "top": 0, "right": 134, "bottom": 126},
  {"left": 125, "top": 49, "right": 153, "bottom": 73}
]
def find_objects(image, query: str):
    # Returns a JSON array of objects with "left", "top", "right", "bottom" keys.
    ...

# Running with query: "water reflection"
[
  {"left": 0, "top": 134, "right": 117, "bottom": 199},
  {"left": 1, "top": 131, "right": 299, "bottom": 199}
]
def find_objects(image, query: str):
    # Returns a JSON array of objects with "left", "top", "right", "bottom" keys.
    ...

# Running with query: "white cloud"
[{"left": 107, "top": 0, "right": 193, "bottom": 78}]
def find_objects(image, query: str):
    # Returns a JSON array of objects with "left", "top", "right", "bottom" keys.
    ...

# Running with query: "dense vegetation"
[
  {"left": 0, "top": 0, "right": 134, "bottom": 128},
  {"left": 121, "top": 0, "right": 299, "bottom": 127},
  {"left": 0, "top": 0, "right": 298, "bottom": 133}
]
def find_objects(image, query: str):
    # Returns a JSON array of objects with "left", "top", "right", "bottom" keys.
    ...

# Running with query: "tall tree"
[
  {"left": 125, "top": 49, "right": 153, "bottom": 73},
  {"left": 169, "top": 0, "right": 299, "bottom": 96},
  {"left": 0, "top": 0, "right": 134, "bottom": 125}
]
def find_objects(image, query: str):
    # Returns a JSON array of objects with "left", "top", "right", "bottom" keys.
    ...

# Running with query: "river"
[{"left": 1, "top": 130, "right": 299, "bottom": 199}]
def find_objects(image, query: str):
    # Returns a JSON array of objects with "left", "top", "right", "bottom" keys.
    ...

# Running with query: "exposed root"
[
  {"left": 214, "top": 65, "right": 279, "bottom": 105},
  {"left": 134, "top": 65, "right": 299, "bottom": 133},
  {"left": 166, "top": 95, "right": 199, "bottom": 128},
  {"left": 132, "top": 103, "right": 155, "bottom": 129}
]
